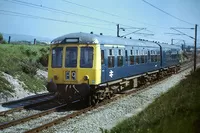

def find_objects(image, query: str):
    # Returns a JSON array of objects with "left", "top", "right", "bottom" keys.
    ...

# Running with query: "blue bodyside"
[{"left": 100, "top": 44, "right": 161, "bottom": 83}]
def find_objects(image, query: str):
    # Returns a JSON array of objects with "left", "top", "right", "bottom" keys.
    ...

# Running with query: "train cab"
[{"left": 47, "top": 35, "right": 101, "bottom": 103}]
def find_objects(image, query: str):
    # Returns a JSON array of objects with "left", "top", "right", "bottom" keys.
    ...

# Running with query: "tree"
[{"left": 0, "top": 33, "right": 3, "bottom": 43}]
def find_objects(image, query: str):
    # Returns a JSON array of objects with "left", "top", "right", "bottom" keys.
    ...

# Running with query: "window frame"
[
  {"left": 65, "top": 47, "right": 78, "bottom": 68},
  {"left": 80, "top": 47, "right": 94, "bottom": 68},
  {"left": 51, "top": 47, "right": 63, "bottom": 68}
]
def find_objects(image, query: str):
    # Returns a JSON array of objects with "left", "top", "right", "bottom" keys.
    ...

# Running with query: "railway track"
[
  {"left": 0, "top": 103, "right": 68, "bottom": 130},
  {"left": 0, "top": 93, "right": 55, "bottom": 116},
  {"left": 1, "top": 92, "right": 54, "bottom": 107},
  {"left": 0, "top": 62, "right": 196, "bottom": 132},
  {"left": 24, "top": 63, "right": 195, "bottom": 133}
]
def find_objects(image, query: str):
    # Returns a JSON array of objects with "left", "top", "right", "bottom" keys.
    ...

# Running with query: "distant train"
[{"left": 47, "top": 32, "right": 181, "bottom": 105}]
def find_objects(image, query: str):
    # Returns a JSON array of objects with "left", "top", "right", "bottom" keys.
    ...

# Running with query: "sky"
[{"left": 0, "top": 0, "right": 200, "bottom": 45}]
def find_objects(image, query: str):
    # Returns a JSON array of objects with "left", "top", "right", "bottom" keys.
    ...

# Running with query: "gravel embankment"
[
  {"left": 0, "top": 72, "right": 34, "bottom": 103},
  {"left": 41, "top": 68, "right": 192, "bottom": 133}
]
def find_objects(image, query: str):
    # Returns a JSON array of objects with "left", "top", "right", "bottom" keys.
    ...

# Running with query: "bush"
[
  {"left": 2, "top": 40, "right": 7, "bottom": 44},
  {"left": 25, "top": 49, "right": 31, "bottom": 57},
  {"left": 39, "top": 48, "right": 48, "bottom": 54},
  {"left": 37, "top": 53, "right": 48, "bottom": 67},
  {"left": 20, "top": 60, "right": 37, "bottom": 75}
]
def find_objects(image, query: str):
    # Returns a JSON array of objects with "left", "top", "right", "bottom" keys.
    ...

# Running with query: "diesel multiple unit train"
[{"left": 47, "top": 32, "right": 181, "bottom": 105}]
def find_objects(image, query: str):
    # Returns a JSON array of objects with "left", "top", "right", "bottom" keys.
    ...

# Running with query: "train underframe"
[{"left": 47, "top": 65, "right": 180, "bottom": 106}]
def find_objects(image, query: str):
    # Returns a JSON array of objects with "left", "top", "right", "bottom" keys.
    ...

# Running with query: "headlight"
[
  {"left": 66, "top": 71, "right": 70, "bottom": 80},
  {"left": 71, "top": 71, "right": 76, "bottom": 80}
]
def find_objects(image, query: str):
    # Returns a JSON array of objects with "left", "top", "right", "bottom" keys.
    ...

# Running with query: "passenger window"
[
  {"left": 108, "top": 49, "right": 114, "bottom": 68},
  {"left": 117, "top": 49, "right": 123, "bottom": 67},
  {"left": 130, "top": 56, "right": 134, "bottom": 65},
  {"left": 101, "top": 50, "right": 104, "bottom": 64},
  {"left": 135, "top": 56, "right": 139, "bottom": 64},
  {"left": 108, "top": 57, "right": 114, "bottom": 68},
  {"left": 129, "top": 49, "right": 134, "bottom": 65},
  {"left": 135, "top": 49, "right": 139, "bottom": 64},
  {"left": 117, "top": 56, "right": 123, "bottom": 66}
]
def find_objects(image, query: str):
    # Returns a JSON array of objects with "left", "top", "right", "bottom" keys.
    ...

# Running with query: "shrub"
[
  {"left": 20, "top": 60, "right": 37, "bottom": 75},
  {"left": 37, "top": 53, "right": 49, "bottom": 67},
  {"left": 25, "top": 49, "right": 31, "bottom": 57},
  {"left": 39, "top": 48, "right": 47, "bottom": 54},
  {"left": 2, "top": 40, "right": 7, "bottom": 44},
  {"left": 32, "top": 51, "right": 37, "bottom": 56}
]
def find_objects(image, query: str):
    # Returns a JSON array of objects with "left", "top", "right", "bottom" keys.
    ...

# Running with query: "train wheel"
[{"left": 91, "top": 94, "right": 99, "bottom": 106}]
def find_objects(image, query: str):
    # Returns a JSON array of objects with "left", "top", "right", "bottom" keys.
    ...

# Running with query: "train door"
[{"left": 101, "top": 48, "right": 106, "bottom": 83}]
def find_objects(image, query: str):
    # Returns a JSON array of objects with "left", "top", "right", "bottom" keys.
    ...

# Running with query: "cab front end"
[{"left": 47, "top": 43, "right": 101, "bottom": 103}]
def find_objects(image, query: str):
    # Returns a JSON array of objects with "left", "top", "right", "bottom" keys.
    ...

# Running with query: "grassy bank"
[
  {"left": 0, "top": 44, "right": 49, "bottom": 94},
  {"left": 108, "top": 69, "right": 200, "bottom": 133}
]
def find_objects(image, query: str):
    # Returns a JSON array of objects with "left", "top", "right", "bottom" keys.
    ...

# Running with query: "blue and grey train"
[{"left": 47, "top": 32, "right": 181, "bottom": 105}]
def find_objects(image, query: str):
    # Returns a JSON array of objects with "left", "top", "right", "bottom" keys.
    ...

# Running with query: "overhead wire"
[
  {"left": 0, "top": 10, "right": 115, "bottom": 31},
  {"left": 3, "top": 0, "right": 116, "bottom": 25},
  {"left": 4, "top": 0, "right": 170, "bottom": 29},
  {"left": 142, "top": 0, "right": 194, "bottom": 26},
  {"left": 3, "top": 0, "right": 196, "bottom": 40},
  {"left": 61, "top": 0, "right": 169, "bottom": 29}
]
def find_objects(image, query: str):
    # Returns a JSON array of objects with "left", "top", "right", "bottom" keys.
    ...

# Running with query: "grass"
[
  {"left": 0, "top": 44, "right": 49, "bottom": 93},
  {"left": 107, "top": 68, "right": 200, "bottom": 133}
]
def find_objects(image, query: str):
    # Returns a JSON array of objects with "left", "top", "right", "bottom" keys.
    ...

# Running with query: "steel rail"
[
  {"left": 0, "top": 103, "right": 68, "bottom": 130},
  {"left": 1, "top": 93, "right": 54, "bottom": 106},
  {"left": 0, "top": 94, "right": 55, "bottom": 116}
]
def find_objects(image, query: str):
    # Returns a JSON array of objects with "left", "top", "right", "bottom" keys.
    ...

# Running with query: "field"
[
  {"left": 0, "top": 44, "right": 49, "bottom": 95},
  {"left": 108, "top": 68, "right": 200, "bottom": 133}
]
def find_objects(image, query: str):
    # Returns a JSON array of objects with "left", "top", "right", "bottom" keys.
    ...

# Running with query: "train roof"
[
  {"left": 51, "top": 32, "right": 160, "bottom": 48},
  {"left": 158, "top": 42, "right": 182, "bottom": 50},
  {"left": 52, "top": 32, "right": 181, "bottom": 50}
]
